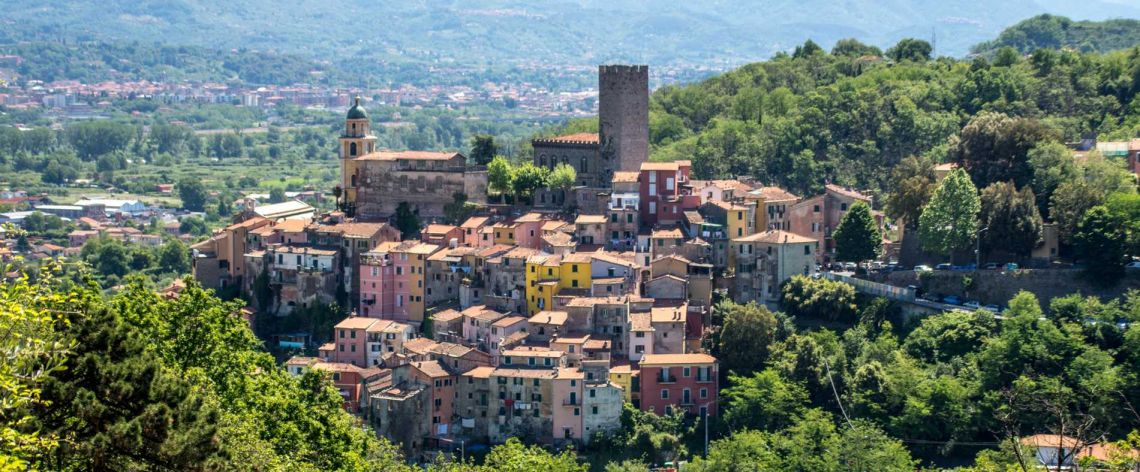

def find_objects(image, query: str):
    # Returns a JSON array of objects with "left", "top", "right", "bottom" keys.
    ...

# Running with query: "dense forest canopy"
[
  {"left": 646, "top": 36, "right": 1140, "bottom": 197},
  {"left": 973, "top": 14, "right": 1140, "bottom": 55}
]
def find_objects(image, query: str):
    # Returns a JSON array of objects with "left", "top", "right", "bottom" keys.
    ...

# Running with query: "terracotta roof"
[
  {"left": 312, "top": 221, "right": 391, "bottom": 238},
  {"left": 640, "top": 353, "right": 717, "bottom": 365},
  {"left": 428, "top": 342, "right": 473, "bottom": 358},
  {"left": 354, "top": 150, "right": 463, "bottom": 161},
  {"left": 515, "top": 212, "right": 546, "bottom": 223},
  {"left": 734, "top": 229, "right": 817, "bottom": 244},
  {"left": 402, "top": 337, "right": 439, "bottom": 355},
  {"left": 575, "top": 214, "right": 607, "bottom": 224},
  {"left": 653, "top": 254, "right": 692, "bottom": 265},
  {"left": 272, "top": 219, "right": 310, "bottom": 233},
  {"left": 562, "top": 253, "right": 593, "bottom": 264},
  {"left": 542, "top": 220, "right": 569, "bottom": 232},
  {"left": 652, "top": 227, "right": 684, "bottom": 239},
  {"left": 432, "top": 309, "right": 463, "bottom": 323},
  {"left": 750, "top": 186, "right": 799, "bottom": 202},
  {"left": 825, "top": 184, "right": 872, "bottom": 201},
  {"left": 933, "top": 162, "right": 959, "bottom": 171},
  {"left": 590, "top": 251, "right": 639, "bottom": 268},
  {"left": 651, "top": 306, "right": 687, "bottom": 323},
  {"left": 311, "top": 361, "right": 364, "bottom": 373},
  {"left": 423, "top": 224, "right": 458, "bottom": 235},
  {"left": 335, "top": 316, "right": 382, "bottom": 330},
  {"left": 529, "top": 311, "right": 568, "bottom": 326},
  {"left": 491, "top": 368, "right": 559, "bottom": 379},
  {"left": 629, "top": 312, "right": 653, "bottom": 332},
  {"left": 612, "top": 171, "right": 639, "bottom": 183},
  {"left": 460, "top": 216, "right": 490, "bottom": 229},
  {"left": 556, "top": 367, "right": 585, "bottom": 379},
  {"left": 412, "top": 360, "right": 454, "bottom": 378},
  {"left": 503, "top": 348, "right": 564, "bottom": 358},
  {"left": 463, "top": 366, "right": 495, "bottom": 379},
  {"left": 640, "top": 162, "right": 681, "bottom": 171},
  {"left": 492, "top": 315, "right": 528, "bottom": 328},
  {"left": 543, "top": 232, "right": 575, "bottom": 247},
  {"left": 462, "top": 305, "right": 507, "bottom": 323},
  {"left": 534, "top": 132, "right": 600, "bottom": 145}
]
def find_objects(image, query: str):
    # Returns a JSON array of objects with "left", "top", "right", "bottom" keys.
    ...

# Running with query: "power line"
[{"left": 822, "top": 357, "right": 854, "bottom": 429}]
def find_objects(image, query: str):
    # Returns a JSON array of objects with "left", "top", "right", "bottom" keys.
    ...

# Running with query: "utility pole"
[{"left": 975, "top": 227, "right": 989, "bottom": 269}]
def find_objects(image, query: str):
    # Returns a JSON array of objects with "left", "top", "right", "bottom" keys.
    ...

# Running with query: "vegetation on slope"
[{"left": 973, "top": 14, "right": 1140, "bottom": 55}]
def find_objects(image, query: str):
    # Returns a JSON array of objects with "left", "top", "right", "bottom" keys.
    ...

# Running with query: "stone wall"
[
  {"left": 599, "top": 65, "right": 649, "bottom": 172},
  {"left": 887, "top": 269, "right": 1140, "bottom": 309},
  {"left": 355, "top": 164, "right": 482, "bottom": 220}
]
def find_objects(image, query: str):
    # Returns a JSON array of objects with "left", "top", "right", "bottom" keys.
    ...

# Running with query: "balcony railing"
[
  {"left": 562, "top": 398, "right": 579, "bottom": 406},
  {"left": 657, "top": 375, "right": 677, "bottom": 384}
]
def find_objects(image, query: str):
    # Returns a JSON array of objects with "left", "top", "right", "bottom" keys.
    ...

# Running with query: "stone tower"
[
  {"left": 598, "top": 64, "right": 649, "bottom": 172},
  {"left": 339, "top": 96, "right": 376, "bottom": 208}
]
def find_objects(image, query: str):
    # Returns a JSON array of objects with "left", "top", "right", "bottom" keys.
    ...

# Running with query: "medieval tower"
[{"left": 598, "top": 64, "right": 649, "bottom": 172}]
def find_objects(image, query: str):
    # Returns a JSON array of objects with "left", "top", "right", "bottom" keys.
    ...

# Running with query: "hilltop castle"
[{"left": 338, "top": 65, "right": 649, "bottom": 219}]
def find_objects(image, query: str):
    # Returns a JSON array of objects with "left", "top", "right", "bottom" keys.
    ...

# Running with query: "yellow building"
[
  {"left": 609, "top": 363, "right": 637, "bottom": 403},
  {"left": 559, "top": 253, "right": 592, "bottom": 291},
  {"left": 526, "top": 255, "right": 561, "bottom": 315},
  {"left": 524, "top": 253, "right": 592, "bottom": 315}
]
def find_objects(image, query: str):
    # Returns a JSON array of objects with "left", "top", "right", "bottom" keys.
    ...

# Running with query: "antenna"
[{"left": 931, "top": 26, "right": 937, "bottom": 57}]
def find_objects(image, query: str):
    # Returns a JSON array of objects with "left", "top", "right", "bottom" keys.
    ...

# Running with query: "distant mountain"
[
  {"left": 972, "top": 14, "right": 1140, "bottom": 54},
  {"left": 3, "top": 1, "right": 1139, "bottom": 73}
]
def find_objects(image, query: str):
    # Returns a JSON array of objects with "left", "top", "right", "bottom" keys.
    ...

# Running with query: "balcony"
[
  {"left": 657, "top": 375, "right": 677, "bottom": 384},
  {"left": 562, "top": 398, "right": 579, "bottom": 406}
]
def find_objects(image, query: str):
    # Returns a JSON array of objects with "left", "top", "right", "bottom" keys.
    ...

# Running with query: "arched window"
[
  {"left": 349, "top": 142, "right": 357, "bottom": 156},
  {"left": 351, "top": 174, "right": 357, "bottom": 187},
  {"left": 351, "top": 123, "right": 356, "bottom": 134},
  {"left": 580, "top": 157, "right": 587, "bottom": 173}
]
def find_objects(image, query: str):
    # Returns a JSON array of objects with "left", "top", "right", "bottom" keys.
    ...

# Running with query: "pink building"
[
  {"left": 552, "top": 367, "right": 585, "bottom": 442},
  {"left": 787, "top": 184, "right": 880, "bottom": 264},
  {"left": 639, "top": 161, "right": 700, "bottom": 228},
  {"left": 421, "top": 224, "right": 463, "bottom": 247},
  {"left": 333, "top": 316, "right": 376, "bottom": 367},
  {"left": 638, "top": 353, "right": 718, "bottom": 418},
  {"left": 359, "top": 241, "right": 400, "bottom": 318}
]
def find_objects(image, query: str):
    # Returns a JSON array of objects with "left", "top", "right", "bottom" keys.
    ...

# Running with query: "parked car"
[
  {"left": 935, "top": 263, "right": 952, "bottom": 271},
  {"left": 983, "top": 304, "right": 1003, "bottom": 314},
  {"left": 1127, "top": 261, "right": 1140, "bottom": 272},
  {"left": 1004, "top": 263, "right": 1019, "bottom": 271},
  {"left": 914, "top": 265, "right": 933, "bottom": 273},
  {"left": 843, "top": 262, "right": 857, "bottom": 271},
  {"left": 963, "top": 300, "right": 981, "bottom": 309},
  {"left": 942, "top": 295, "right": 962, "bottom": 305},
  {"left": 983, "top": 262, "right": 1000, "bottom": 270}
]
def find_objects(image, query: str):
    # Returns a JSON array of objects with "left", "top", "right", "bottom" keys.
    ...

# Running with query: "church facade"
[{"left": 338, "top": 98, "right": 487, "bottom": 220}]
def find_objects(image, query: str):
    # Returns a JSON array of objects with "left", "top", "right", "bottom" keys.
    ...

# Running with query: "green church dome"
[{"left": 346, "top": 96, "right": 368, "bottom": 120}]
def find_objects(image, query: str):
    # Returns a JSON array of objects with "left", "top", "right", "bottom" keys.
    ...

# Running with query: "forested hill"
[
  {"left": 645, "top": 37, "right": 1140, "bottom": 198},
  {"left": 0, "top": 40, "right": 331, "bottom": 85},
  {"left": 973, "top": 14, "right": 1140, "bottom": 55}
]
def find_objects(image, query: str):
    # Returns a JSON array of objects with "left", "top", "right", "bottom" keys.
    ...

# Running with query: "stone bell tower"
[
  {"left": 339, "top": 96, "right": 376, "bottom": 208},
  {"left": 599, "top": 65, "right": 649, "bottom": 172}
]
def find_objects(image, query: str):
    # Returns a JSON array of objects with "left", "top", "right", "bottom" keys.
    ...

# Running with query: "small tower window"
[{"left": 350, "top": 142, "right": 357, "bottom": 156}]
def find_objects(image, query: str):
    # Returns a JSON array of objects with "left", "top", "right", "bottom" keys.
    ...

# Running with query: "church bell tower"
[{"left": 339, "top": 96, "right": 376, "bottom": 210}]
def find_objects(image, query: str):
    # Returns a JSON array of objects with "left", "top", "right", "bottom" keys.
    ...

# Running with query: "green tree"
[
  {"left": 470, "top": 134, "right": 497, "bottom": 165},
  {"left": 886, "top": 156, "right": 936, "bottom": 228},
  {"left": 949, "top": 112, "right": 1058, "bottom": 190},
  {"left": 178, "top": 178, "right": 209, "bottom": 212},
  {"left": 487, "top": 156, "right": 514, "bottom": 197},
  {"left": 1028, "top": 141, "right": 1078, "bottom": 219},
  {"left": 886, "top": 38, "right": 933, "bottom": 62},
  {"left": 511, "top": 162, "right": 551, "bottom": 205},
  {"left": 1052, "top": 181, "right": 1104, "bottom": 244},
  {"left": 157, "top": 239, "right": 191, "bottom": 275},
  {"left": 833, "top": 201, "right": 881, "bottom": 262},
  {"left": 66, "top": 120, "right": 134, "bottom": 160},
  {"left": 394, "top": 202, "right": 421, "bottom": 239},
  {"left": 548, "top": 162, "right": 578, "bottom": 193},
  {"left": 919, "top": 168, "right": 980, "bottom": 262},
  {"left": 268, "top": 187, "right": 287, "bottom": 203},
  {"left": 902, "top": 309, "right": 999, "bottom": 363},
  {"left": 716, "top": 300, "right": 778, "bottom": 373},
  {"left": 781, "top": 275, "right": 858, "bottom": 322},
  {"left": 1074, "top": 205, "right": 1129, "bottom": 283},
  {"left": 722, "top": 369, "right": 807, "bottom": 431},
  {"left": 179, "top": 216, "right": 210, "bottom": 237},
  {"left": 831, "top": 38, "right": 882, "bottom": 57},
  {"left": 35, "top": 300, "right": 226, "bottom": 470},
  {"left": 979, "top": 182, "right": 1042, "bottom": 259}
]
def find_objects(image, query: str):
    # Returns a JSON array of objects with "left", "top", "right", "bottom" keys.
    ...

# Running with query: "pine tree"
[{"left": 833, "top": 201, "right": 881, "bottom": 263}]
